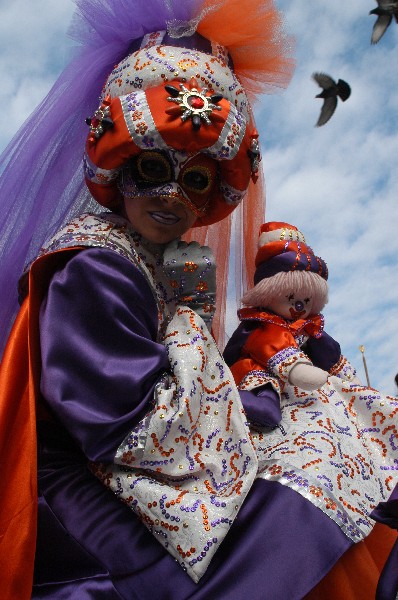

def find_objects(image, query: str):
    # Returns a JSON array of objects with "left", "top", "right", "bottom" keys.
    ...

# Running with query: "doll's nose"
[{"left": 294, "top": 300, "right": 304, "bottom": 312}]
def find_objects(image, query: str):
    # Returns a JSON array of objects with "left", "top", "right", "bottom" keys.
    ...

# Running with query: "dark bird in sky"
[
  {"left": 370, "top": 1, "right": 398, "bottom": 44},
  {"left": 312, "top": 72, "right": 351, "bottom": 127}
]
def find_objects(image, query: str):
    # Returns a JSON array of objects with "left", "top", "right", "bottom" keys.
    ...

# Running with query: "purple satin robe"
[{"left": 34, "top": 247, "right": 355, "bottom": 599}]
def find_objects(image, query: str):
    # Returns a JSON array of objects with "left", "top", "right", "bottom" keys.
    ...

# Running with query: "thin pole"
[{"left": 359, "top": 345, "right": 371, "bottom": 387}]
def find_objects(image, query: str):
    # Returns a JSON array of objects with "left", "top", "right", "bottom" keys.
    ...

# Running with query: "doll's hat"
[
  {"left": 253, "top": 222, "right": 328, "bottom": 284},
  {"left": 84, "top": 31, "right": 260, "bottom": 227}
]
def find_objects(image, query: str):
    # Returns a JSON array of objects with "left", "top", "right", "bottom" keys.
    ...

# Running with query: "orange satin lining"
[
  {"left": 305, "top": 523, "right": 398, "bottom": 600},
  {"left": 0, "top": 248, "right": 82, "bottom": 600},
  {"left": 0, "top": 299, "right": 37, "bottom": 600}
]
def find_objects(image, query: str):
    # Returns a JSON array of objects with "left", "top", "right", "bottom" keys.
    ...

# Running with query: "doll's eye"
[{"left": 288, "top": 294, "right": 294, "bottom": 301}]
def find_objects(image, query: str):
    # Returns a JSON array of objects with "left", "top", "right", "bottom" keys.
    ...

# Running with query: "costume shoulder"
[
  {"left": 37, "top": 212, "right": 136, "bottom": 258},
  {"left": 18, "top": 212, "right": 176, "bottom": 334},
  {"left": 0, "top": 212, "right": 173, "bottom": 596},
  {"left": 18, "top": 212, "right": 133, "bottom": 299},
  {"left": 20, "top": 212, "right": 141, "bottom": 293}
]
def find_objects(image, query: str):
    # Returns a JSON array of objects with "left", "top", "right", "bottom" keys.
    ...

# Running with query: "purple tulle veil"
[{"left": 0, "top": 0, "right": 205, "bottom": 355}]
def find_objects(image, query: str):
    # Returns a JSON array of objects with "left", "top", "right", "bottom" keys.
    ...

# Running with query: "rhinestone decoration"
[
  {"left": 165, "top": 78, "right": 223, "bottom": 130},
  {"left": 248, "top": 130, "right": 261, "bottom": 179},
  {"left": 86, "top": 95, "right": 114, "bottom": 143}
]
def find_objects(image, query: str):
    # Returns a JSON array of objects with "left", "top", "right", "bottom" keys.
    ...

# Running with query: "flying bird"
[
  {"left": 369, "top": 0, "right": 398, "bottom": 44},
  {"left": 312, "top": 72, "right": 351, "bottom": 127}
]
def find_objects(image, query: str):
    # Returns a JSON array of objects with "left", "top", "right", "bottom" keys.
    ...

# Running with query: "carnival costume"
[{"left": 0, "top": 1, "right": 397, "bottom": 600}]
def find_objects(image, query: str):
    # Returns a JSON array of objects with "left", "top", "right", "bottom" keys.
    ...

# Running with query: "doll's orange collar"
[{"left": 238, "top": 307, "right": 324, "bottom": 338}]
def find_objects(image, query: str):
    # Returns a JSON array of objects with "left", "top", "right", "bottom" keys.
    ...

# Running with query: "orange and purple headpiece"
[
  {"left": 84, "top": 30, "right": 261, "bottom": 226},
  {"left": 254, "top": 222, "right": 328, "bottom": 284}
]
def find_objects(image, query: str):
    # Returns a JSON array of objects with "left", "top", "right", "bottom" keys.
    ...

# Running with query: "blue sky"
[{"left": 1, "top": 0, "right": 397, "bottom": 394}]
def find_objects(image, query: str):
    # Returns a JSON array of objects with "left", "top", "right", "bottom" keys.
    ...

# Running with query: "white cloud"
[{"left": 0, "top": 0, "right": 74, "bottom": 148}]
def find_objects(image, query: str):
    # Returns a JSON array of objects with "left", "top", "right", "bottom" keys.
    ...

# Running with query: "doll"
[{"left": 224, "top": 221, "right": 361, "bottom": 400}]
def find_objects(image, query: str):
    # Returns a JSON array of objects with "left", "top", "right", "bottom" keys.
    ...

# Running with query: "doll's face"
[{"left": 268, "top": 292, "right": 314, "bottom": 321}]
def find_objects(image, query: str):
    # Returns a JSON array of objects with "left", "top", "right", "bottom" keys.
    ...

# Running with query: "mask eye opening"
[
  {"left": 136, "top": 150, "right": 173, "bottom": 183},
  {"left": 181, "top": 165, "right": 213, "bottom": 195}
]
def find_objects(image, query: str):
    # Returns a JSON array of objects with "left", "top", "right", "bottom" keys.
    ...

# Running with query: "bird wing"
[
  {"left": 378, "top": 0, "right": 397, "bottom": 9},
  {"left": 371, "top": 14, "right": 392, "bottom": 43},
  {"left": 312, "top": 72, "right": 336, "bottom": 90},
  {"left": 316, "top": 96, "right": 338, "bottom": 127}
]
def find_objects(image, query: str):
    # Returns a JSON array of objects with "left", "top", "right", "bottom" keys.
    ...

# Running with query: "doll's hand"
[
  {"left": 288, "top": 363, "right": 329, "bottom": 391},
  {"left": 163, "top": 240, "right": 216, "bottom": 328}
]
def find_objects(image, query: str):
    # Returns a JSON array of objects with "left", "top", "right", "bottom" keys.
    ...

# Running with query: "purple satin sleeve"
[
  {"left": 371, "top": 485, "right": 398, "bottom": 600},
  {"left": 304, "top": 331, "right": 341, "bottom": 372},
  {"left": 39, "top": 248, "right": 170, "bottom": 463},
  {"left": 239, "top": 387, "right": 281, "bottom": 427}
]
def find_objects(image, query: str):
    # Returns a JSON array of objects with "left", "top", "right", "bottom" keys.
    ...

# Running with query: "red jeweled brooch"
[{"left": 165, "top": 78, "right": 224, "bottom": 131}]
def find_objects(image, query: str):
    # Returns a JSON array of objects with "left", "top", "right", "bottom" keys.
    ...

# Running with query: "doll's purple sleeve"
[
  {"left": 224, "top": 323, "right": 281, "bottom": 426},
  {"left": 239, "top": 387, "right": 281, "bottom": 427},
  {"left": 303, "top": 330, "right": 341, "bottom": 371},
  {"left": 39, "top": 248, "right": 170, "bottom": 463},
  {"left": 223, "top": 321, "right": 256, "bottom": 366}
]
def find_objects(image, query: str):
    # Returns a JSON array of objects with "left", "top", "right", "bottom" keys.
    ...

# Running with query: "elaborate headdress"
[
  {"left": 84, "top": 32, "right": 258, "bottom": 224},
  {"left": 0, "top": 0, "right": 294, "bottom": 352}
]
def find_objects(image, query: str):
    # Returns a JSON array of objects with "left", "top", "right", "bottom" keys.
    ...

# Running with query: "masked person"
[{"left": 0, "top": 2, "right": 396, "bottom": 600}]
